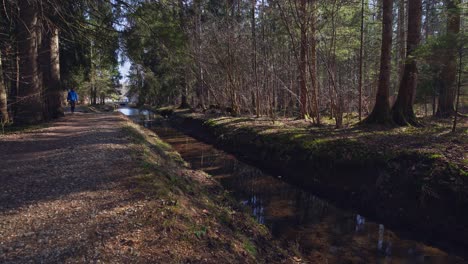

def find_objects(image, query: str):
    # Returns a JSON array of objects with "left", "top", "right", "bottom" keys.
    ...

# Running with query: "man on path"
[{"left": 67, "top": 88, "right": 79, "bottom": 113}]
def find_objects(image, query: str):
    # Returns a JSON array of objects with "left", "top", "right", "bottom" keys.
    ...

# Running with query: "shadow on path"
[{"left": 0, "top": 113, "right": 134, "bottom": 212}]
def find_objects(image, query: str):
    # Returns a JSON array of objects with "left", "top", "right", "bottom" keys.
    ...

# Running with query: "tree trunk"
[
  {"left": 436, "top": 0, "right": 460, "bottom": 117},
  {"left": 310, "top": 0, "right": 320, "bottom": 124},
  {"left": 16, "top": 0, "right": 43, "bottom": 124},
  {"left": 397, "top": 0, "right": 406, "bottom": 83},
  {"left": 38, "top": 25, "right": 50, "bottom": 119},
  {"left": 180, "top": 93, "right": 189, "bottom": 108},
  {"left": 12, "top": 46, "right": 20, "bottom": 104},
  {"left": 90, "top": 45, "right": 96, "bottom": 105},
  {"left": 48, "top": 26, "right": 64, "bottom": 118},
  {"left": 37, "top": 14, "right": 46, "bottom": 118},
  {"left": 424, "top": 95, "right": 427, "bottom": 116},
  {"left": 358, "top": 0, "right": 365, "bottom": 121},
  {"left": 6, "top": 45, "right": 19, "bottom": 118},
  {"left": 251, "top": 0, "right": 259, "bottom": 117},
  {"left": 391, "top": 0, "right": 422, "bottom": 126},
  {"left": 260, "top": 0, "right": 266, "bottom": 116},
  {"left": 299, "top": 0, "right": 308, "bottom": 118},
  {"left": 327, "top": 2, "right": 338, "bottom": 122},
  {"left": 451, "top": 44, "right": 462, "bottom": 132},
  {"left": 363, "top": 0, "right": 393, "bottom": 125},
  {"left": 178, "top": 0, "right": 190, "bottom": 110},
  {"left": 423, "top": 0, "right": 433, "bottom": 41},
  {"left": 195, "top": 0, "right": 205, "bottom": 109},
  {"left": 0, "top": 51, "right": 9, "bottom": 123}
]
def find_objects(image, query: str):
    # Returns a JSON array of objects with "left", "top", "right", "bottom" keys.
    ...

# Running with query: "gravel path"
[{"left": 0, "top": 112, "right": 143, "bottom": 263}]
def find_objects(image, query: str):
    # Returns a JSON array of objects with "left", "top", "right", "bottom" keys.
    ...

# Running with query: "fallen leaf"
[{"left": 293, "top": 256, "right": 302, "bottom": 262}]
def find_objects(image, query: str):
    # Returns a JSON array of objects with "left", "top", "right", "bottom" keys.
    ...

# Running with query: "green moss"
[
  {"left": 461, "top": 169, "right": 467, "bottom": 177},
  {"left": 132, "top": 173, "right": 171, "bottom": 198},
  {"left": 122, "top": 126, "right": 146, "bottom": 143},
  {"left": 124, "top": 122, "right": 187, "bottom": 166},
  {"left": 156, "top": 106, "right": 174, "bottom": 112},
  {"left": 204, "top": 119, "right": 219, "bottom": 127},
  {"left": 242, "top": 239, "right": 257, "bottom": 257},
  {"left": 192, "top": 225, "right": 208, "bottom": 239},
  {"left": 429, "top": 153, "right": 444, "bottom": 160}
]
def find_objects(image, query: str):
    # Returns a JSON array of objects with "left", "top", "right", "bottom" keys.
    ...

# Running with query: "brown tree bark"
[
  {"left": 195, "top": 0, "right": 205, "bottom": 110},
  {"left": 90, "top": 45, "right": 97, "bottom": 105},
  {"left": 0, "top": 51, "right": 9, "bottom": 123},
  {"left": 178, "top": 0, "right": 190, "bottom": 109},
  {"left": 397, "top": 0, "right": 406, "bottom": 83},
  {"left": 37, "top": 14, "right": 46, "bottom": 118},
  {"left": 358, "top": 0, "right": 365, "bottom": 121},
  {"left": 299, "top": 0, "right": 308, "bottom": 118},
  {"left": 177, "top": 0, "right": 190, "bottom": 109},
  {"left": 309, "top": 0, "right": 320, "bottom": 124},
  {"left": 326, "top": 0, "right": 341, "bottom": 127},
  {"left": 391, "top": 0, "right": 422, "bottom": 126},
  {"left": 47, "top": 26, "right": 64, "bottom": 118},
  {"left": 436, "top": 0, "right": 460, "bottom": 117},
  {"left": 15, "top": 0, "right": 43, "bottom": 124},
  {"left": 251, "top": 0, "right": 259, "bottom": 117},
  {"left": 452, "top": 47, "right": 462, "bottom": 132},
  {"left": 364, "top": 0, "right": 393, "bottom": 125}
]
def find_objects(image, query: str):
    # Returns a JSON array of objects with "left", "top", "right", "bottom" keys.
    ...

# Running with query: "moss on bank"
[{"left": 172, "top": 109, "right": 466, "bottom": 175}]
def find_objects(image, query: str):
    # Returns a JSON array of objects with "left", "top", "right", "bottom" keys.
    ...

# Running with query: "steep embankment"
[{"left": 163, "top": 108, "right": 468, "bottom": 251}]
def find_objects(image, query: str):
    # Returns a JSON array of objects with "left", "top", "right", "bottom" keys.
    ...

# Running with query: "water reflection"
[
  {"left": 118, "top": 108, "right": 466, "bottom": 263},
  {"left": 118, "top": 107, "right": 151, "bottom": 117}
]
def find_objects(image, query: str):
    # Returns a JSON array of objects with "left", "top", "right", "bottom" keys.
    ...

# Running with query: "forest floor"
[{"left": 0, "top": 108, "right": 300, "bottom": 263}]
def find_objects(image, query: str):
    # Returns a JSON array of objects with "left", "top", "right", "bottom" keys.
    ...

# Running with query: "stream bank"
[
  {"left": 158, "top": 108, "right": 468, "bottom": 257},
  {"left": 118, "top": 115, "right": 302, "bottom": 263}
]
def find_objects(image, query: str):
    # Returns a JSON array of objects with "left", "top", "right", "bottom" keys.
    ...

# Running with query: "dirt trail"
[{"left": 0, "top": 112, "right": 143, "bottom": 263}]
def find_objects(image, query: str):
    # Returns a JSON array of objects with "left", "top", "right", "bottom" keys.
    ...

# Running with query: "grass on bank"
[
  {"left": 171, "top": 108, "right": 466, "bottom": 172},
  {"left": 149, "top": 104, "right": 466, "bottom": 179}
]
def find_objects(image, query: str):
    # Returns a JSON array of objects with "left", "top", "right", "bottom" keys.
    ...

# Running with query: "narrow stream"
[{"left": 119, "top": 107, "right": 465, "bottom": 263}]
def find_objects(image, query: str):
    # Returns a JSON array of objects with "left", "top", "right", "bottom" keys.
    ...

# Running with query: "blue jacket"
[{"left": 67, "top": 90, "right": 79, "bottom": 102}]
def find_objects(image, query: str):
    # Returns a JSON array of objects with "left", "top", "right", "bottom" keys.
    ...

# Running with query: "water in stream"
[{"left": 119, "top": 107, "right": 465, "bottom": 263}]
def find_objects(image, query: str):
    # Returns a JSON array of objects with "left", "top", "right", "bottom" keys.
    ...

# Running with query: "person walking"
[{"left": 67, "top": 88, "right": 79, "bottom": 113}]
